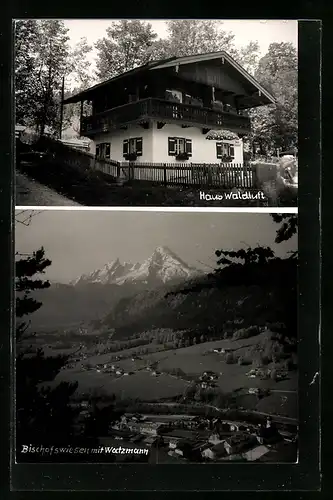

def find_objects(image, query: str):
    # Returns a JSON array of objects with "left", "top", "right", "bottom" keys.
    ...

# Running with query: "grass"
[
  {"left": 55, "top": 367, "right": 189, "bottom": 400},
  {"left": 56, "top": 331, "right": 297, "bottom": 416},
  {"left": 255, "top": 392, "right": 297, "bottom": 418}
]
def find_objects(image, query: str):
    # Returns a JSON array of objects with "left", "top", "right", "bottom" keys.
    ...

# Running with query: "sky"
[
  {"left": 15, "top": 210, "right": 297, "bottom": 284},
  {"left": 63, "top": 19, "right": 298, "bottom": 75}
]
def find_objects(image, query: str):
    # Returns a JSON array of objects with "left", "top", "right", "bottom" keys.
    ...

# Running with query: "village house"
[
  {"left": 224, "top": 434, "right": 257, "bottom": 455},
  {"left": 127, "top": 421, "right": 161, "bottom": 436},
  {"left": 208, "top": 432, "right": 224, "bottom": 445},
  {"left": 202, "top": 442, "right": 228, "bottom": 460},
  {"left": 213, "top": 347, "right": 232, "bottom": 354},
  {"left": 59, "top": 137, "right": 91, "bottom": 152},
  {"left": 248, "top": 387, "right": 260, "bottom": 395},
  {"left": 242, "top": 444, "right": 270, "bottom": 461},
  {"left": 168, "top": 439, "right": 179, "bottom": 450},
  {"left": 200, "top": 370, "right": 218, "bottom": 382},
  {"left": 64, "top": 51, "right": 275, "bottom": 170}
]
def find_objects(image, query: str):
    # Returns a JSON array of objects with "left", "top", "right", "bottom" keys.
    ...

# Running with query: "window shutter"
[
  {"left": 123, "top": 139, "right": 129, "bottom": 155},
  {"left": 96, "top": 144, "right": 100, "bottom": 158},
  {"left": 216, "top": 142, "right": 222, "bottom": 159},
  {"left": 105, "top": 143, "right": 111, "bottom": 159},
  {"left": 168, "top": 137, "right": 176, "bottom": 155},
  {"left": 229, "top": 145, "right": 235, "bottom": 158},
  {"left": 136, "top": 137, "right": 143, "bottom": 156},
  {"left": 185, "top": 139, "right": 192, "bottom": 156},
  {"left": 222, "top": 143, "right": 229, "bottom": 156}
]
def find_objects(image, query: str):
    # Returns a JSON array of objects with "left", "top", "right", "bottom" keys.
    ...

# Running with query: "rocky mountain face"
[
  {"left": 71, "top": 246, "right": 200, "bottom": 288},
  {"left": 30, "top": 247, "right": 201, "bottom": 330}
]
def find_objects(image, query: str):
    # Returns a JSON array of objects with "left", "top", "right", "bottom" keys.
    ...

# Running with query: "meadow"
[{"left": 51, "top": 329, "right": 297, "bottom": 418}]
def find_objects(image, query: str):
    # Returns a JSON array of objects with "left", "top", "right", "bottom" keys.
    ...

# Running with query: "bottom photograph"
[{"left": 14, "top": 210, "right": 298, "bottom": 463}]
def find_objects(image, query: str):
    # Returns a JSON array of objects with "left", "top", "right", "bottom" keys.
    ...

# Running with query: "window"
[
  {"left": 96, "top": 142, "right": 111, "bottom": 159},
  {"left": 123, "top": 138, "right": 143, "bottom": 157},
  {"left": 216, "top": 142, "right": 235, "bottom": 160},
  {"left": 168, "top": 137, "right": 192, "bottom": 156}
]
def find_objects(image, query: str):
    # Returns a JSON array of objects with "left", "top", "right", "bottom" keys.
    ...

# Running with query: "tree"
[
  {"left": 15, "top": 20, "right": 93, "bottom": 137},
  {"left": 236, "top": 41, "right": 260, "bottom": 75},
  {"left": 14, "top": 20, "right": 70, "bottom": 136},
  {"left": 61, "top": 37, "right": 94, "bottom": 138},
  {"left": 15, "top": 244, "right": 79, "bottom": 450},
  {"left": 94, "top": 19, "right": 260, "bottom": 82},
  {"left": 162, "top": 20, "right": 237, "bottom": 59},
  {"left": 69, "top": 37, "right": 93, "bottom": 90},
  {"left": 15, "top": 20, "right": 41, "bottom": 125},
  {"left": 225, "top": 353, "right": 235, "bottom": 364},
  {"left": 183, "top": 382, "right": 196, "bottom": 400},
  {"left": 167, "top": 214, "right": 298, "bottom": 339},
  {"left": 247, "top": 42, "right": 298, "bottom": 154},
  {"left": 271, "top": 213, "right": 298, "bottom": 244},
  {"left": 29, "top": 20, "right": 70, "bottom": 136},
  {"left": 147, "top": 20, "right": 259, "bottom": 75},
  {"left": 95, "top": 20, "right": 158, "bottom": 80}
]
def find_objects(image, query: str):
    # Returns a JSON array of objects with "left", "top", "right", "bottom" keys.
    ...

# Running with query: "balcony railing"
[{"left": 81, "top": 98, "right": 251, "bottom": 136}]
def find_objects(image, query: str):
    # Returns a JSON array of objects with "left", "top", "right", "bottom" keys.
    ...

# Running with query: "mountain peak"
[
  {"left": 154, "top": 245, "right": 172, "bottom": 254},
  {"left": 72, "top": 247, "right": 201, "bottom": 287}
]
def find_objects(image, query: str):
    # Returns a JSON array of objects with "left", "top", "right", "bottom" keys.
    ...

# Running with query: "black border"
[{"left": 1, "top": 17, "right": 321, "bottom": 493}]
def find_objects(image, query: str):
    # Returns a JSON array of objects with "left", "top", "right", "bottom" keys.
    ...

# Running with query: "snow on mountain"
[
  {"left": 71, "top": 247, "right": 200, "bottom": 287},
  {"left": 71, "top": 258, "right": 140, "bottom": 286}
]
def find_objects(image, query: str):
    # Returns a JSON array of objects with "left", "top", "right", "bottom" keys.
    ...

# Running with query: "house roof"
[{"left": 63, "top": 50, "right": 276, "bottom": 106}]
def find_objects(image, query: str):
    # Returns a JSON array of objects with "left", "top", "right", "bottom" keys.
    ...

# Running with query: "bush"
[
  {"left": 237, "top": 356, "right": 252, "bottom": 366},
  {"left": 233, "top": 325, "right": 260, "bottom": 340},
  {"left": 268, "top": 322, "right": 287, "bottom": 334},
  {"left": 225, "top": 353, "right": 235, "bottom": 364}
]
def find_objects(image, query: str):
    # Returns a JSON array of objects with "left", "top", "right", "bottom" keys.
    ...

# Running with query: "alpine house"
[{"left": 63, "top": 51, "right": 275, "bottom": 165}]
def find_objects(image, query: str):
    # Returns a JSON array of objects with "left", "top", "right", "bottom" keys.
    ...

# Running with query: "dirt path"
[{"left": 15, "top": 172, "right": 81, "bottom": 206}]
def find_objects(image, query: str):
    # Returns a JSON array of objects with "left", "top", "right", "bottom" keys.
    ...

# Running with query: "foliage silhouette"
[{"left": 15, "top": 247, "right": 80, "bottom": 457}]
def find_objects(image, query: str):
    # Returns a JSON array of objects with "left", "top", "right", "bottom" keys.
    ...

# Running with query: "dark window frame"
[
  {"left": 216, "top": 141, "right": 235, "bottom": 160},
  {"left": 123, "top": 137, "right": 143, "bottom": 157},
  {"left": 168, "top": 137, "right": 192, "bottom": 157},
  {"left": 96, "top": 142, "right": 111, "bottom": 159}
]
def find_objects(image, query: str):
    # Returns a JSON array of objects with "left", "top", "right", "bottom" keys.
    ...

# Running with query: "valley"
[{"left": 21, "top": 244, "right": 298, "bottom": 463}]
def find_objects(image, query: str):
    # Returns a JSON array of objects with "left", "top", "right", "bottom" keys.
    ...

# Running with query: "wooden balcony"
[{"left": 81, "top": 98, "right": 251, "bottom": 136}]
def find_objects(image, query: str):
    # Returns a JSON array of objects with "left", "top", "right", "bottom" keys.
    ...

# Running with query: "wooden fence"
[
  {"left": 33, "top": 135, "right": 119, "bottom": 175},
  {"left": 32, "top": 137, "right": 259, "bottom": 189},
  {"left": 93, "top": 162, "right": 258, "bottom": 189}
]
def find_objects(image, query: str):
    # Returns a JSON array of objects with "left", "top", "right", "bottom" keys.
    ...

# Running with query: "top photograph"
[{"left": 15, "top": 19, "right": 298, "bottom": 208}]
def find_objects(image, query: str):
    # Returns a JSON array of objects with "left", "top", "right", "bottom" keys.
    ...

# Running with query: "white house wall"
[
  {"left": 91, "top": 121, "right": 243, "bottom": 165},
  {"left": 151, "top": 122, "right": 243, "bottom": 164},
  {"left": 92, "top": 124, "right": 154, "bottom": 163}
]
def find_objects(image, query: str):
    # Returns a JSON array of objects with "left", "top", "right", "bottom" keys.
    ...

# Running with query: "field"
[
  {"left": 51, "top": 330, "right": 297, "bottom": 418},
  {"left": 55, "top": 368, "right": 190, "bottom": 400}
]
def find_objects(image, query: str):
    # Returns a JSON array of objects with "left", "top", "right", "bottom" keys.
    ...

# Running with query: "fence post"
[
  {"left": 207, "top": 163, "right": 212, "bottom": 185},
  {"left": 163, "top": 164, "right": 167, "bottom": 187},
  {"left": 129, "top": 161, "right": 134, "bottom": 181}
]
